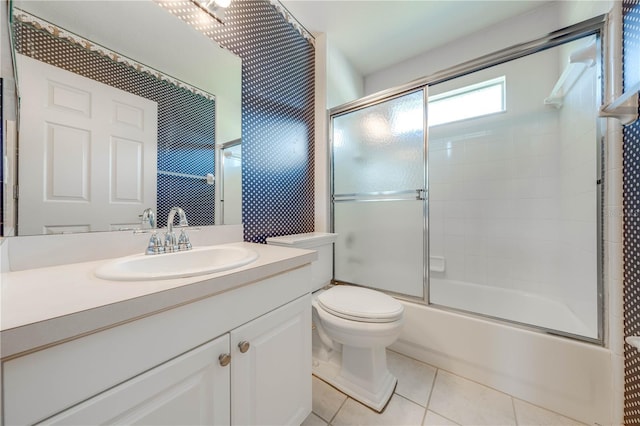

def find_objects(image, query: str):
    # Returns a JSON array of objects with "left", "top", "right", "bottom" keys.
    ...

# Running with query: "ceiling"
[{"left": 279, "top": 0, "right": 551, "bottom": 76}]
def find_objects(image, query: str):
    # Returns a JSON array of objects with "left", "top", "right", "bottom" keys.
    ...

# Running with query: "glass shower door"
[{"left": 331, "top": 89, "right": 426, "bottom": 299}]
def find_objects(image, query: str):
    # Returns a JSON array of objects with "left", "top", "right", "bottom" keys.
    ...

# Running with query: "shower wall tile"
[
  {"left": 464, "top": 255, "right": 488, "bottom": 285},
  {"left": 464, "top": 234, "right": 486, "bottom": 256}
]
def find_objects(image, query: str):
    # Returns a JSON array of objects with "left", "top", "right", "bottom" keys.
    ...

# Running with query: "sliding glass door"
[
  {"left": 331, "top": 89, "right": 427, "bottom": 299},
  {"left": 329, "top": 29, "right": 602, "bottom": 341}
]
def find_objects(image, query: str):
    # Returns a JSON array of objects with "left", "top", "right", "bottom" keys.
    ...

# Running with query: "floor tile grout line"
[
  {"left": 396, "top": 390, "right": 431, "bottom": 410},
  {"left": 312, "top": 410, "right": 332, "bottom": 425},
  {"left": 384, "top": 393, "right": 430, "bottom": 425},
  {"left": 433, "top": 368, "right": 584, "bottom": 424},
  {"left": 388, "top": 349, "right": 437, "bottom": 409},
  {"left": 390, "top": 349, "right": 518, "bottom": 417},
  {"left": 422, "top": 370, "right": 468, "bottom": 425},
  {"left": 510, "top": 397, "right": 587, "bottom": 425},
  {"left": 420, "top": 403, "right": 428, "bottom": 425},
  {"left": 424, "top": 368, "right": 439, "bottom": 412},
  {"left": 435, "top": 365, "right": 521, "bottom": 401},
  {"left": 311, "top": 375, "right": 348, "bottom": 424},
  {"left": 427, "top": 408, "right": 463, "bottom": 426},
  {"left": 313, "top": 350, "right": 585, "bottom": 426},
  {"left": 329, "top": 395, "right": 350, "bottom": 424},
  {"left": 388, "top": 348, "right": 429, "bottom": 365}
]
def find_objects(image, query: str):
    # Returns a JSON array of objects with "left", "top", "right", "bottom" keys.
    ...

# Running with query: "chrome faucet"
[
  {"left": 140, "top": 208, "right": 156, "bottom": 230},
  {"left": 141, "top": 208, "right": 164, "bottom": 255},
  {"left": 165, "top": 207, "right": 191, "bottom": 253}
]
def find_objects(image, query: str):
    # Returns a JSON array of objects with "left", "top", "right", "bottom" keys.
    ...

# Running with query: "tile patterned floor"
[{"left": 303, "top": 350, "right": 585, "bottom": 426}]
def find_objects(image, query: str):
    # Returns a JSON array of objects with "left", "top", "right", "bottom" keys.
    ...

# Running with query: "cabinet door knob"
[
  {"left": 219, "top": 353, "right": 231, "bottom": 366},
  {"left": 238, "top": 341, "right": 250, "bottom": 353}
]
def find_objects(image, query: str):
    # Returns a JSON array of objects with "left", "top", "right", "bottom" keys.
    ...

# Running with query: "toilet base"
[{"left": 312, "top": 348, "right": 397, "bottom": 412}]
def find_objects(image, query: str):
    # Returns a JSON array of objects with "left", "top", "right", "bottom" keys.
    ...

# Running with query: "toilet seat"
[{"left": 317, "top": 286, "right": 403, "bottom": 323}]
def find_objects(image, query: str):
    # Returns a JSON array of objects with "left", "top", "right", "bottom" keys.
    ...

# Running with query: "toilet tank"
[{"left": 266, "top": 232, "right": 338, "bottom": 292}]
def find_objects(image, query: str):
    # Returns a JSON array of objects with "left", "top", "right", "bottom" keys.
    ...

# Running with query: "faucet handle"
[
  {"left": 164, "top": 231, "right": 178, "bottom": 253},
  {"left": 178, "top": 229, "right": 192, "bottom": 251},
  {"left": 146, "top": 232, "right": 165, "bottom": 255},
  {"left": 140, "top": 208, "right": 156, "bottom": 230}
]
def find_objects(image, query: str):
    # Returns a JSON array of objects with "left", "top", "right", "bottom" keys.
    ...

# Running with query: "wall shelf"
[
  {"left": 544, "top": 40, "right": 596, "bottom": 108},
  {"left": 599, "top": 81, "right": 640, "bottom": 126}
]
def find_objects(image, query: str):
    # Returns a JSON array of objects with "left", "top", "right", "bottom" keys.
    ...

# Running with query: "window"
[{"left": 428, "top": 76, "right": 506, "bottom": 126}]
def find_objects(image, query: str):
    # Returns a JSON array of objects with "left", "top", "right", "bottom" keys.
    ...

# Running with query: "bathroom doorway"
[{"left": 220, "top": 140, "right": 242, "bottom": 225}]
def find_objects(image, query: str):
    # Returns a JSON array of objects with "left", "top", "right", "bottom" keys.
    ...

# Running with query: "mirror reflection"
[
  {"left": 221, "top": 142, "right": 242, "bottom": 225},
  {"left": 8, "top": 0, "right": 242, "bottom": 235}
]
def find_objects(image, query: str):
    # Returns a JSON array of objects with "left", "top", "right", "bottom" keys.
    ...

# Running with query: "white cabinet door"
[
  {"left": 230, "top": 294, "right": 311, "bottom": 426},
  {"left": 40, "top": 335, "right": 231, "bottom": 425}
]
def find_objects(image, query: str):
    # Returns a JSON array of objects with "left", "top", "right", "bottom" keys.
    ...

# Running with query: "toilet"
[{"left": 266, "top": 232, "right": 404, "bottom": 412}]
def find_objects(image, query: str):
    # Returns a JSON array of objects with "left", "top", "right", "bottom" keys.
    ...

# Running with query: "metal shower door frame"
[
  {"left": 329, "top": 86, "right": 429, "bottom": 303},
  {"left": 329, "top": 15, "right": 607, "bottom": 344}
]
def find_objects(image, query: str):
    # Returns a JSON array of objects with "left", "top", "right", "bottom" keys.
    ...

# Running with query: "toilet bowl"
[
  {"left": 312, "top": 285, "right": 403, "bottom": 411},
  {"left": 266, "top": 233, "right": 404, "bottom": 412}
]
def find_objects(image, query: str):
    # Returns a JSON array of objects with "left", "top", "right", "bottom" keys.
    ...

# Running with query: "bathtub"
[
  {"left": 390, "top": 296, "right": 613, "bottom": 424},
  {"left": 429, "top": 278, "right": 597, "bottom": 339}
]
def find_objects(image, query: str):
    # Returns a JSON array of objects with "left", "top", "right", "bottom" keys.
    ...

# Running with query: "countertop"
[{"left": 0, "top": 242, "right": 316, "bottom": 359}]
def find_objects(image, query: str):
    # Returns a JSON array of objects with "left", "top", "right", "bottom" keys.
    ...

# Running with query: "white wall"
[
  {"left": 314, "top": 34, "right": 329, "bottom": 232},
  {"left": 326, "top": 36, "right": 364, "bottom": 109},
  {"left": 314, "top": 33, "right": 364, "bottom": 232},
  {"left": 364, "top": 1, "right": 613, "bottom": 97}
]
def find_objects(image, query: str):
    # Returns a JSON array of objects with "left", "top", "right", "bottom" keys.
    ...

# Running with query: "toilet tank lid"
[{"left": 266, "top": 232, "right": 338, "bottom": 248}]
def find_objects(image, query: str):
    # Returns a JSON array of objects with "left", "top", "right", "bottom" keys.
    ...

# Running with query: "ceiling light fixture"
[{"left": 191, "top": 0, "right": 230, "bottom": 25}]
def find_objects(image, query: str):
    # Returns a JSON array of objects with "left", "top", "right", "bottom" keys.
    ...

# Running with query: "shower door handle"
[{"left": 334, "top": 189, "right": 426, "bottom": 203}]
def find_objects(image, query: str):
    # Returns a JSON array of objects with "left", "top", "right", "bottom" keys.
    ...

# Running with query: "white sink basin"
[{"left": 95, "top": 245, "right": 259, "bottom": 281}]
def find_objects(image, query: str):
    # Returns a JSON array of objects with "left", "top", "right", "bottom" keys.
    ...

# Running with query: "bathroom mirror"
[{"left": 7, "top": 0, "right": 242, "bottom": 235}]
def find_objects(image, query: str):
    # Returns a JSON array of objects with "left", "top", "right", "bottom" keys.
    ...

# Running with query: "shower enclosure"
[{"left": 331, "top": 29, "right": 602, "bottom": 342}]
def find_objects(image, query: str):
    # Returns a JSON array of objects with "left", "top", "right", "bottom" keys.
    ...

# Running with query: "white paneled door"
[{"left": 17, "top": 54, "right": 157, "bottom": 234}]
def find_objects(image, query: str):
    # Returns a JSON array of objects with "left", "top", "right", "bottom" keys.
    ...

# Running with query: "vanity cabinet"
[
  {"left": 40, "top": 335, "right": 232, "bottom": 425},
  {"left": 2, "top": 265, "right": 312, "bottom": 426},
  {"left": 231, "top": 294, "right": 311, "bottom": 425}
]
